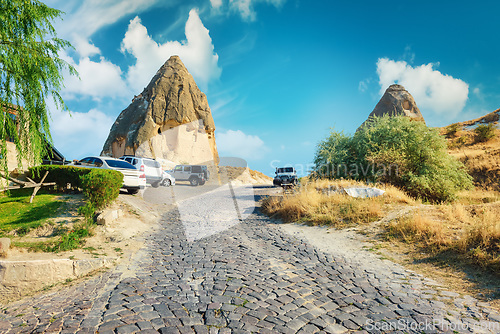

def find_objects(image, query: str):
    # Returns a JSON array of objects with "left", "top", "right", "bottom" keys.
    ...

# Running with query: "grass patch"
[
  {"left": 385, "top": 214, "right": 450, "bottom": 252},
  {"left": 52, "top": 227, "right": 90, "bottom": 252},
  {"left": 0, "top": 188, "right": 97, "bottom": 253},
  {"left": 261, "top": 179, "right": 413, "bottom": 227},
  {"left": 11, "top": 240, "right": 54, "bottom": 252},
  {"left": 384, "top": 203, "right": 500, "bottom": 275},
  {"left": 0, "top": 189, "right": 64, "bottom": 235},
  {"left": 11, "top": 223, "right": 91, "bottom": 252}
]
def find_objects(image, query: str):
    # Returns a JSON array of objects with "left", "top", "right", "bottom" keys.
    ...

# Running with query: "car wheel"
[
  {"left": 189, "top": 177, "right": 199, "bottom": 186},
  {"left": 199, "top": 180, "right": 206, "bottom": 185},
  {"left": 127, "top": 188, "right": 139, "bottom": 195},
  {"left": 161, "top": 179, "right": 171, "bottom": 187}
]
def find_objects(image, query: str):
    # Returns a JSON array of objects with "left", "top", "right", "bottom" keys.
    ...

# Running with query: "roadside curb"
[{"left": 0, "top": 257, "right": 116, "bottom": 302}]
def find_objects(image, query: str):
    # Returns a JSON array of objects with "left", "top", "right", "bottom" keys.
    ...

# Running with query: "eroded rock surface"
[
  {"left": 101, "top": 55, "right": 219, "bottom": 165},
  {"left": 358, "top": 84, "right": 425, "bottom": 130}
]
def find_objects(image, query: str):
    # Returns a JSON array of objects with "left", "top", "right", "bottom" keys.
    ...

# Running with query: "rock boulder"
[
  {"left": 0, "top": 238, "right": 10, "bottom": 257},
  {"left": 358, "top": 84, "right": 425, "bottom": 130},
  {"left": 101, "top": 56, "right": 219, "bottom": 165}
]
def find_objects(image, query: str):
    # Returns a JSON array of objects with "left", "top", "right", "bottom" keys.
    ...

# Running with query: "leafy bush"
[
  {"left": 29, "top": 165, "right": 92, "bottom": 190},
  {"left": 78, "top": 169, "right": 122, "bottom": 223},
  {"left": 80, "top": 169, "right": 122, "bottom": 210},
  {"left": 30, "top": 165, "right": 123, "bottom": 223},
  {"left": 445, "top": 123, "right": 461, "bottom": 138},
  {"left": 313, "top": 130, "right": 357, "bottom": 179},
  {"left": 474, "top": 123, "right": 496, "bottom": 143},
  {"left": 21, "top": 167, "right": 123, "bottom": 252},
  {"left": 77, "top": 203, "right": 96, "bottom": 223},
  {"left": 313, "top": 116, "right": 473, "bottom": 202}
]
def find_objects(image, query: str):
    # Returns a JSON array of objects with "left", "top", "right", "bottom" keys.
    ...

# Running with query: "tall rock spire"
[
  {"left": 101, "top": 55, "right": 219, "bottom": 165},
  {"left": 357, "top": 84, "right": 425, "bottom": 131}
]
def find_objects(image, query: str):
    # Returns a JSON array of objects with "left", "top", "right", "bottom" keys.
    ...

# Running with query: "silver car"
[
  {"left": 160, "top": 171, "right": 175, "bottom": 186},
  {"left": 74, "top": 156, "right": 146, "bottom": 194}
]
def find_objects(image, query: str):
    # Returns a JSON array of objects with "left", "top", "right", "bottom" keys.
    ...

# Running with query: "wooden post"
[
  {"left": 29, "top": 171, "right": 49, "bottom": 203},
  {"left": 0, "top": 171, "right": 55, "bottom": 203}
]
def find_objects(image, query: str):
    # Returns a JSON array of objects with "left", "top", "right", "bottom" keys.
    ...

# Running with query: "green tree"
[
  {"left": 313, "top": 116, "right": 473, "bottom": 202},
  {"left": 313, "top": 129, "right": 357, "bottom": 179},
  {"left": 0, "top": 0, "right": 76, "bottom": 176}
]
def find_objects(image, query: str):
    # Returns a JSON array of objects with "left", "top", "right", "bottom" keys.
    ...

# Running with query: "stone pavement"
[{"left": 1, "top": 206, "right": 500, "bottom": 333}]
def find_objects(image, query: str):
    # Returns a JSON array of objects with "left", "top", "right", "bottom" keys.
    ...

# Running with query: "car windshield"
[
  {"left": 105, "top": 159, "right": 135, "bottom": 169},
  {"left": 278, "top": 167, "right": 294, "bottom": 173}
]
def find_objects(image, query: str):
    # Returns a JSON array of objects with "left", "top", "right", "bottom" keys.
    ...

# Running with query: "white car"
[
  {"left": 160, "top": 171, "right": 175, "bottom": 186},
  {"left": 119, "top": 156, "right": 163, "bottom": 187},
  {"left": 74, "top": 156, "right": 146, "bottom": 194}
]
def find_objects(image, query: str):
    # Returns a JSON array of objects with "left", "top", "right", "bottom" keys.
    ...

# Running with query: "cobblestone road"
[{"left": 1, "top": 187, "right": 500, "bottom": 333}]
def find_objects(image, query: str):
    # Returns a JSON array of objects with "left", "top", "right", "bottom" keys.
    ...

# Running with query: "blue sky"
[{"left": 45, "top": 0, "right": 500, "bottom": 176}]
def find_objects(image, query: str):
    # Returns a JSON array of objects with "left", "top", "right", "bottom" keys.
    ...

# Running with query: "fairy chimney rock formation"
[
  {"left": 358, "top": 84, "right": 425, "bottom": 130},
  {"left": 101, "top": 55, "right": 219, "bottom": 165}
]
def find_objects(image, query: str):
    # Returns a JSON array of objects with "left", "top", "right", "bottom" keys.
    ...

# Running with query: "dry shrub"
[
  {"left": 261, "top": 186, "right": 322, "bottom": 223},
  {"left": 474, "top": 124, "right": 497, "bottom": 143},
  {"left": 312, "top": 179, "right": 415, "bottom": 205},
  {"left": 385, "top": 214, "right": 449, "bottom": 250},
  {"left": 386, "top": 205, "right": 500, "bottom": 272},
  {"left": 382, "top": 185, "right": 416, "bottom": 204},
  {"left": 457, "top": 147, "right": 500, "bottom": 192},
  {"left": 456, "top": 189, "right": 500, "bottom": 205},
  {"left": 261, "top": 179, "right": 400, "bottom": 227},
  {"left": 459, "top": 209, "right": 500, "bottom": 269},
  {"left": 441, "top": 203, "right": 471, "bottom": 224},
  {"left": 307, "top": 193, "right": 382, "bottom": 226}
]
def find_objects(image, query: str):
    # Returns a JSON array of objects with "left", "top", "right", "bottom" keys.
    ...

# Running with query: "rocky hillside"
[{"left": 442, "top": 108, "right": 500, "bottom": 191}]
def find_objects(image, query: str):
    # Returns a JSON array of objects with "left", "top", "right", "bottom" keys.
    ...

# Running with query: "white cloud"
[
  {"left": 45, "top": 0, "right": 162, "bottom": 41},
  {"left": 358, "top": 78, "right": 370, "bottom": 92},
  {"left": 71, "top": 35, "right": 101, "bottom": 58},
  {"left": 216, "top": 130, "right": 268, "bottom": 160},
  {"left": 121, "top": 9, "right": 221, "bottom": 93},
  {"left": 230, "top": 0, "right": 254, "bottom": 19},
  {"left": 402, "top": 45, "right": 415, "bottom": 63},
  {"left": 50, "top": 108, "right": 114, "bottom": 160},
  {"left": 210, "top": 0, "right": 223, "bottom": 9},
  {"left": 228, "top": 0, "right": 287, "bottom": 21},
  {"left": 61, "top": 53, "right": 130, "bottom": 101},
  {"left": 301, "top": 141, "right": 312, "bottom": 147},
  {"left": 376, "top": 58, "right": 469, "bottom": 117}
]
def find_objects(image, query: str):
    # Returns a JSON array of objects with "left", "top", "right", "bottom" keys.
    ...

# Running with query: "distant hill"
[
  {"left": 218, "top": 166, "right": 272, "bottom": 185},
  {"left": 441, "top": 108, "right": 500, "bottom": 191}
]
